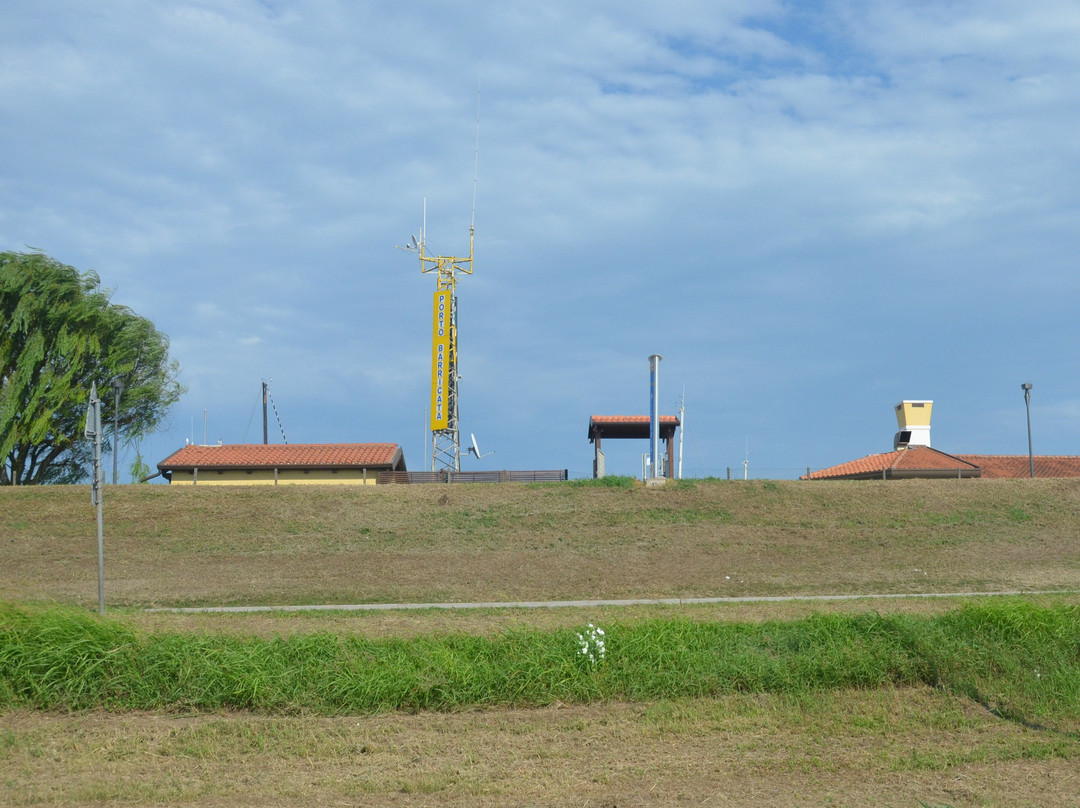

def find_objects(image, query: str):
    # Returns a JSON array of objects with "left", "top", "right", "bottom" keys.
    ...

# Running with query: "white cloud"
[{"left": 3, "top": 0, "right": 1080, "bottom": 473}]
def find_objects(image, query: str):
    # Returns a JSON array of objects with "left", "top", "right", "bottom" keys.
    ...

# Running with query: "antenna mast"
[
  {"left": 677, "top": 387, "right": 685, "bottom": 480},
  {"left": 399, "top": 98, "right": 478, "bottom": 473}
]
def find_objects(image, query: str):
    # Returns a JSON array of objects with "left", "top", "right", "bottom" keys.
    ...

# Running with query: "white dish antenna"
[{"left": 467, "top": 433, "right": 494, "bottom": 460}]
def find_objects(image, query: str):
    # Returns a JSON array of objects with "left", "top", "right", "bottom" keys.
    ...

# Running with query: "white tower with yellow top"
[{"left": 894, "top": 400, "right": 933, "bottom": 449}]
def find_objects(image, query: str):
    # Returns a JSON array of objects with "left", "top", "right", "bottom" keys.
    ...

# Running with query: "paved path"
[{"left": 145, "top": 589, "right": 1075, "bottom": 614}]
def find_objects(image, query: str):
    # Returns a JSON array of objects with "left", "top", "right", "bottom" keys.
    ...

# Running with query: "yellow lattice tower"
[
  {"left": 402, "top": 95, "right": 481, "bottom": 473},
  {"left": 401, "top": 222, "right": 473, "bottom": 473}
]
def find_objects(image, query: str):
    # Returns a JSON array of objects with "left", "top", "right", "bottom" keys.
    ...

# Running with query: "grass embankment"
[
  {"left": 4, "top": 481, "right": 1080, "bottom": 804},
  {"left": 3, "top": 600, "right": 1078, "bottom": 732},
  {"left": 3, "top": 477, "right": 1080, "bottom": 608}
]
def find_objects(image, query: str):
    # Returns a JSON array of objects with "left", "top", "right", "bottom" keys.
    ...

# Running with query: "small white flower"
[{"left": 575, "top": 622, "right": 607, "bottom": 667}]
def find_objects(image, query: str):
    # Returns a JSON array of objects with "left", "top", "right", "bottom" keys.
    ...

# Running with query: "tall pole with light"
[
  {"left": 1021, "top": 383, "right": 1034, "bottom": 478},
  {"left": 111, "top": 379, "right": 122, "bottom": 484},
  {"left": 85, "top": 384, "right": 105, "bottom": 615}
]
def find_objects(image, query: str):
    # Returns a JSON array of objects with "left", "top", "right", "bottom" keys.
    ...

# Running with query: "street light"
[
  {"left": 1021, "top": 383, "right": 1033, "bottom": 479},
  {"left": 112, "top": 378, "right": 122, "bottom": 484}
]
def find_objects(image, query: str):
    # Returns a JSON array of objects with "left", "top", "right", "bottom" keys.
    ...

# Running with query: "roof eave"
[
  {"left": 158, "top": 462, "right": 397, "bottom": 472},
  {"left": 808, "top": 467, "right": 982, "bottom": 481},
  {"left": 888, "top": 468, "right": 982, "bottom": 479}
]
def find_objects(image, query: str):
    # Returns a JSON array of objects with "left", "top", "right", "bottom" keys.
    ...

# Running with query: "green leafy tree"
[
  {"left": 1, "top": 251, "right": 184, "bottom": 484},
  {"left": 128, "top": 441, "right": 152, "bottom": 484}
]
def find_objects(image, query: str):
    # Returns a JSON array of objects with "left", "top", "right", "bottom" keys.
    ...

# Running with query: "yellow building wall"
[
  {"left": 168, "top": 469, "right": 380, "bottom": 486},
  {"left": 895, "top": 400, "right": 933, "bottom": 428}
]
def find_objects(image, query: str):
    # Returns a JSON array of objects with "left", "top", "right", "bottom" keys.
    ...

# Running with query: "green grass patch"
[
  {"left": 562, "top": 475, "right": 637, "bottom": 489},
  {"left": 639, "top": 506, "right": 733, "bottom": 524},
  {"left": 3, "top": 600, "right": 1078, "bottom": 728},
  {"left": 1007, "top": 505, "right": 1033, "bottom": 523}
]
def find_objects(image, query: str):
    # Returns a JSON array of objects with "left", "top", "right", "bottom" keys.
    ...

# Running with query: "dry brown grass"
[
  {"left": 2, "top": 478, "right": 1079, "bottom": 613},
  {"left": 3, "top": 478, "right": 1080, "bottom": 806},
  {"left": 4, "top": 688, "right": 1080, "bottom": 806}
]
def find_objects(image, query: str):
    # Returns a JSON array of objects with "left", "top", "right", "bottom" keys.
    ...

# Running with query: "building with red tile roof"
[
  {"left": 803, "top": 446, "right": 981, "bottom": 480},
  {"left": 953, "top": 455, "right": 1080, "bottom": 479},
  {"left": 804, "top": 448, "right": 1080, "bottom": 480},
  {"left": 802, "top": 400, "right": 1080, "bottom": 480},
  {"left": 588, "top": 414, "right": 681, "bottom": 478},
  {"left": 157, "top": 443, "right": 406, "bottom": 485}
]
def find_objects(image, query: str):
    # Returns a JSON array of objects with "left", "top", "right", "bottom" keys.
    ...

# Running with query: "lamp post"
[
  {"left": 111, "top": 378, "right": 122, "bottom": 484},
  {"left": 85, "top": 384, "right": 105, "bottom": 615},
  {"left": 1021, "top": 383, "right": 1033, "bottom": 479}
]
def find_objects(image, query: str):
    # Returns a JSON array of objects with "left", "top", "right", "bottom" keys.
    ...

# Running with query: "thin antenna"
[
  {"left": 471, "top": 89, "right": 480, "bottom": 234},
  {"left": 677, "top": 387, "right": 685, "bottom": 480}
]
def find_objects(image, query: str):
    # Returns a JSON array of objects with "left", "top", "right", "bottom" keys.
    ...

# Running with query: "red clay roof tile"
[
  {"left": 588, "top": 415, "right": 680, "bottom": 440},
  {"left": 158, "top": 443, "right": 403, "bottom": 471},
  {"left": 804, "top": 447, "right": 980, "bottom": 479},
  {"left": 805, "top": 447, "right": 1080, "bottom": 480},
  {"left": 954, "top": 455, "right": 1080, "bottom": 478},
  {"left": 589, "top": 415, "right": 680, "bottom": 424}
]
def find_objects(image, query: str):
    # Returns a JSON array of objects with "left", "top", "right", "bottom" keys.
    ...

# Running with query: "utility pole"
[
  {"left": 677, "top": 387, "right": 685, "bottom": 480},
  {"left": 85, "top": 383, "right": 105, "bottom": 615},
  {"left": 1022, "top": 383, "right": 1034, "bottom": 478}
]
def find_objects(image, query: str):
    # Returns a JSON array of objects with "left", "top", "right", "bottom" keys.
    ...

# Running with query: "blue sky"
[{"left": 3, "top": 1, "right": 1079, "bottom": 479}]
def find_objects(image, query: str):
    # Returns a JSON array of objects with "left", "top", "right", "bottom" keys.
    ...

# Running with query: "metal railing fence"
[{"left": 378, "top": 470, "right": 569, "bottom": 485}]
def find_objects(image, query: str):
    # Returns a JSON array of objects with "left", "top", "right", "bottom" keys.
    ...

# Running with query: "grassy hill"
[
  {"left": 3, "top": 477, "right": 1080, "bottom": 806},
  {"left": 2, "top": 477, "right": 1078, "bottom": 610}
]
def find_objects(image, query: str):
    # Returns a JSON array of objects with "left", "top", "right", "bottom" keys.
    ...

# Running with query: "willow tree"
[{"left": 0, "top": 252, "right": 183, "bottom": 484}]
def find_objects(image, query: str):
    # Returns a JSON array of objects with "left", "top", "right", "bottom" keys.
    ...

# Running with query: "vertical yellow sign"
[{"left": 430, "top": 290, "right": 450, "bottom": 429}]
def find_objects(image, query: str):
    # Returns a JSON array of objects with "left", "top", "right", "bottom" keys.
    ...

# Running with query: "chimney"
[{"left": 894, "top": 400, "right": 932, "bottom": 449}]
